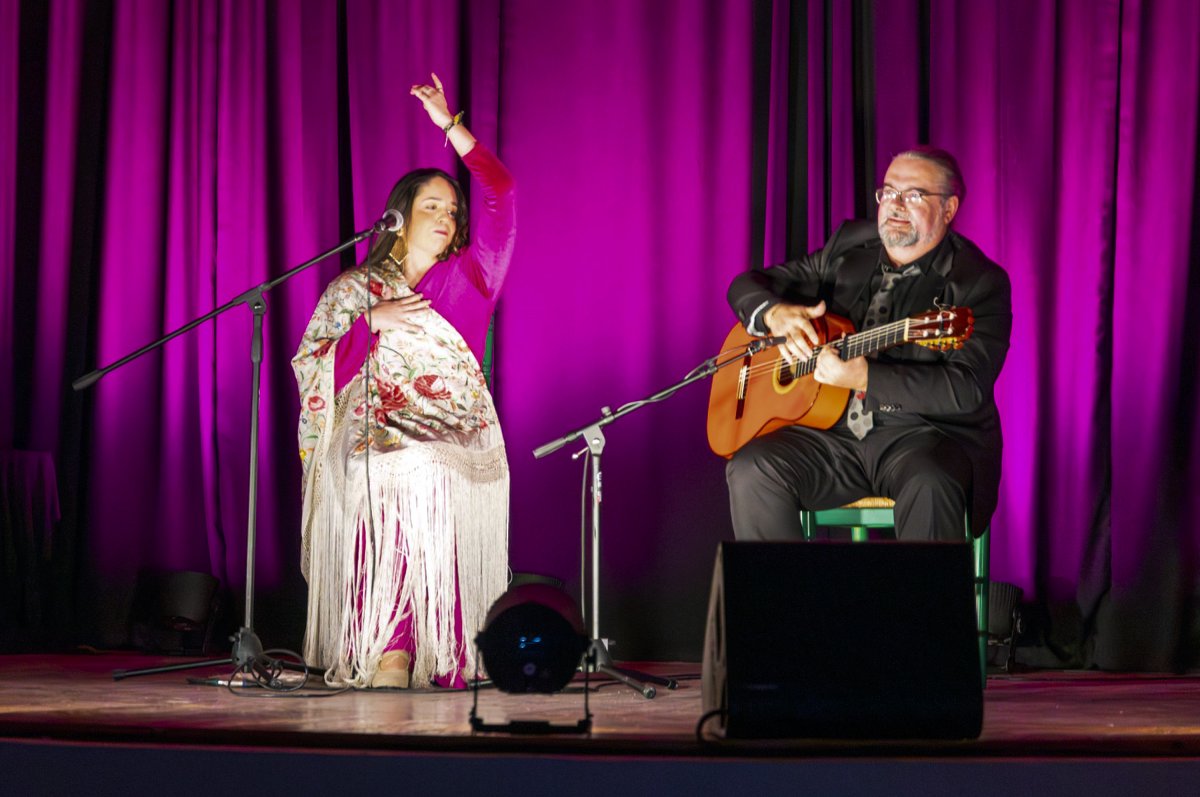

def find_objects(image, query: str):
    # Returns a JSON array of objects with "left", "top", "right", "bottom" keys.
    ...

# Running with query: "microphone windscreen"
[{"left": 380, "top": 208, "right": 404, "bottom": 232}]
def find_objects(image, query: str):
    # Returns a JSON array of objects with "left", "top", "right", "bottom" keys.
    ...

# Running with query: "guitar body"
[
  {"left": 707, "top": 313, "right": 857, "bottom": 459},
  {"left": 706, "top": 305, "right": 973, "bottom": 459}
]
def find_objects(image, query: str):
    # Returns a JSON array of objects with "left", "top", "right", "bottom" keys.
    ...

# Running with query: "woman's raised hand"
[
  {"left": 410, "top": 72, "right": 475, "bottom": 156},
  {"left": 410, "top": 72, "right": 454, "bottom": 129}
]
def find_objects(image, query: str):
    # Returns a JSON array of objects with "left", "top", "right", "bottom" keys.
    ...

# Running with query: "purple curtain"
[
  {"left": 1106, "top": 0, "right": 1200, "bottom": 667},
  {"left": 3, "top": 0, "right": 1199, "bottom": 666},
  {"left": 497, "top": 0, "right": 756, "bottom": 654}
]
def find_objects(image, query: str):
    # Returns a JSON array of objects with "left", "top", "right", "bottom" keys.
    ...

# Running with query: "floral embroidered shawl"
[{"left": 291, "top": 262, "right": 508, "bottom": 687}]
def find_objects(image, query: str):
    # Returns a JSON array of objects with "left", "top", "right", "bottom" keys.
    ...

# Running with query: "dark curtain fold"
[
  {"left": 2, "top": 0, "right": 1199, "bottom": 667},
  {"left": 1099, "top": 0, "right": 1200, "bottom": 670}
]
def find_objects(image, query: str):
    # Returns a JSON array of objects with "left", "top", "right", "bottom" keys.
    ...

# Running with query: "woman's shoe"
[{"left": 370, "top": 650, "right": 411, "bottom": 689}]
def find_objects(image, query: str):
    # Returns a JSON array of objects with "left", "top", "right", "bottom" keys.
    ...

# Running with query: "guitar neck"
[{"left": 795, "top": 318, "right": 910, "bottom": 376}]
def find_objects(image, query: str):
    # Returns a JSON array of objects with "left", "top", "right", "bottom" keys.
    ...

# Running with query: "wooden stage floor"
[{"left": 2, "top": 653, "right": 1200, "bottom": 795}]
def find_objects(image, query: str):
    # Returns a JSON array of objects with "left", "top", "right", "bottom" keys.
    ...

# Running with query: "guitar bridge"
[{"left": 735, "top": 355, "right": 750, "bottom": 419}]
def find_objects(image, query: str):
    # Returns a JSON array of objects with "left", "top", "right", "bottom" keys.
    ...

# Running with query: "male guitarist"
[{"left": 725, "top": 147, "right": 1011, "bottom": 542}]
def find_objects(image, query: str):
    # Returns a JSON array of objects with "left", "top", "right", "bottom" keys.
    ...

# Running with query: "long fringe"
[{"left": 303, "top": 442, "right": 508, "bottom": 688}]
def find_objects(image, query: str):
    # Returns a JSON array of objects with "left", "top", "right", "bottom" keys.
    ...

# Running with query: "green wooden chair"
[{"left": 799, "top": 497, "right": 990, "bottom": 686}]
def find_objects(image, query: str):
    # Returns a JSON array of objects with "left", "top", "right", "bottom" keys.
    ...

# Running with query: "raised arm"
[{"left": 411, "top": 72, "right": 515, "bottom": 300}]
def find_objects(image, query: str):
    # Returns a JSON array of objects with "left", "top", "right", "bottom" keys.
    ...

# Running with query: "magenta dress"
[{"left": 334, "top": 143, "right": 516, "bottom": 382}]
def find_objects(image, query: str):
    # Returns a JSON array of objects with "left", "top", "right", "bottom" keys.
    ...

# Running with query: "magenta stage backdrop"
[{"left": 2, "top": 0, "right": 1199, "bottom": 666}]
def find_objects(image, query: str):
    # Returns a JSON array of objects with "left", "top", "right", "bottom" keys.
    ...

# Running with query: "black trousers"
[{"left": 725, "top": 422, "right": 973, "bottom": 543}]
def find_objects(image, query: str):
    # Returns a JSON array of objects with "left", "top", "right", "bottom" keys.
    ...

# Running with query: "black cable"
[
  {"left": 695, "top": 708, "right": 725, "bottom": 742},
  {"left": 579, "top": 445, "right": 589, "bottom": 612},
  {"left": 609, "top": 358, "right": 725, "bottom": 417},
  {"left": 362, "top": 250, "right": 378, "bottom": 558},
  {"left": 592, "top": 671, "right": 701, "bottom": 691},
  {"left": 219, "top": 647, "right": 356, "bottom": 698},
  {"left": 225, "top": 682, "right": 354, "bottom": 699},
  {"left": 245, "top": 250, "right": 384, "bottom": 698},
  {"left": 358, "top": 247, "right": 410, "bottom": 573},
  {"left": 230, "top": 647, "right": 307, "bottom": 693}
]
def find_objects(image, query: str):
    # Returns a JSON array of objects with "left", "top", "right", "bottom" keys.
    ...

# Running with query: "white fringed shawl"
[{"left": 293, "top": 267, "right": 508, "bottom": 687}]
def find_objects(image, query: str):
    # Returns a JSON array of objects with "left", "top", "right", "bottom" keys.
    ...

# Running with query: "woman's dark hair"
[{"left": 365, "top": 168, "right": 469, "bottom": 268}]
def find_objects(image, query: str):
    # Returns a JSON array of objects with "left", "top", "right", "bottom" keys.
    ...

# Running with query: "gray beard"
[{"left": 879, "top": 221, "right": 919, "bottom": 249}]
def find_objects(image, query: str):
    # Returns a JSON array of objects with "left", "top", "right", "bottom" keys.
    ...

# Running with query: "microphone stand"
[
  {"left": 533, "top": 336, "right": 773, "bottom": 698},
  {"left": 75, "top": 221, "right": 390, "bottom": 683}
]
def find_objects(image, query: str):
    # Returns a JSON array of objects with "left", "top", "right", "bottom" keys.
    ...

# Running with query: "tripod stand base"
[
  {"left": 111, "top": 627, "right": 322, "bottom": 684},
  {"left": 586, "top": 639, "right": 678, "bottom": 699},
  {"left": 113, "top": 656, "right": 239, "bottom": 681}
]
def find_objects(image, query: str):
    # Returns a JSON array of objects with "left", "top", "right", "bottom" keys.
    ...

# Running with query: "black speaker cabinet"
[{"left": 702, "top": 541, "right": 983, "bottom": 739}]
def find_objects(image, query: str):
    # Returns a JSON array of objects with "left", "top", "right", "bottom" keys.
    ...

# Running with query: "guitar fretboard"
[{"left": 792, "top": 318, "right": 910, "bottom": 377}]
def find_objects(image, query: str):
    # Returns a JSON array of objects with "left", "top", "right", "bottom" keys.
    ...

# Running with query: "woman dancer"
[{"left": 293, "top": 73, "right": 515, "bottom": 688}]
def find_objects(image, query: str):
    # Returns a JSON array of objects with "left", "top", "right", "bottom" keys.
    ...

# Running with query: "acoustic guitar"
[{"left": 706, "top": 307, "right": 974, "bottom": 458}]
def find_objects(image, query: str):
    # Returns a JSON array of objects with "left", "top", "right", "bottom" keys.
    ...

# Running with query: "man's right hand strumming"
[{"left": 764, "top": 299, "right": 827, "bottom": 362}]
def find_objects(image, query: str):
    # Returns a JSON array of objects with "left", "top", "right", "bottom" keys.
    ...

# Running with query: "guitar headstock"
[{"left": 907, "top": 307, "right": 974, "bottom": 351}]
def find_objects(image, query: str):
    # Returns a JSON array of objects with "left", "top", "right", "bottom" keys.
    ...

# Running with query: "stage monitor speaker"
[
  {"left": 702, "top": 541, "right": 982, "bottom": 739},
  {"left": 130, "top": 568, "right": 222, "bottom": 656}
]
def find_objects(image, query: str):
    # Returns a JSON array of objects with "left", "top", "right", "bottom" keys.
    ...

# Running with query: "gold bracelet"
[
  {"left": 442, "top": 111, "right": 464, "bottom": 146},
  {"left": 442, "top": 111, "right": 464, "bottom": 133}
]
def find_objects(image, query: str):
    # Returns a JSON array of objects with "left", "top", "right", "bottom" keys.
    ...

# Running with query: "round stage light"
[{"left": 475, "top": 584, "right": 588, "bottom": 693}]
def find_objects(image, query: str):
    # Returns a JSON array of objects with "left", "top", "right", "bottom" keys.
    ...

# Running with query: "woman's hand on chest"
[{"left": 366, "top": 293, "right": 432, "bottom": 333}]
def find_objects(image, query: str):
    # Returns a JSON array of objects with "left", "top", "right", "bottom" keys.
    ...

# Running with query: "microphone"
[
  {"left": 373, "top": 208, "right": 404, "bottom": 233},
  {"left": 747, "top": 335, "right": 787, "bottom": 354}
]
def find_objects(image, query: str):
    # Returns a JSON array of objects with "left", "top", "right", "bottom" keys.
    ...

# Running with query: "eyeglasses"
[{"left": 875, "top": 186, "right": 951, "bottom": 206}]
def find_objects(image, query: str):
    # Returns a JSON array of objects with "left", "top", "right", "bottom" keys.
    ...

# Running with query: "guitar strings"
[
  {"left": 736, "top": 312, "right": 964, "bottom": 382},
  {"left": 737, "top": 318, "right": 912, "bottom": 380}
]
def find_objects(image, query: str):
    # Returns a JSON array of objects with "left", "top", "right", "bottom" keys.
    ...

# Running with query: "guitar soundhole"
[{"left": 776, "top": 358, "right": 795, "bottom": 386}]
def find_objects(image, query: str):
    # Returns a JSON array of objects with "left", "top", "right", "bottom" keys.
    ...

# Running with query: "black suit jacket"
[{"left": 726, "top": 220, "right": 1013, "bottom": 534}]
